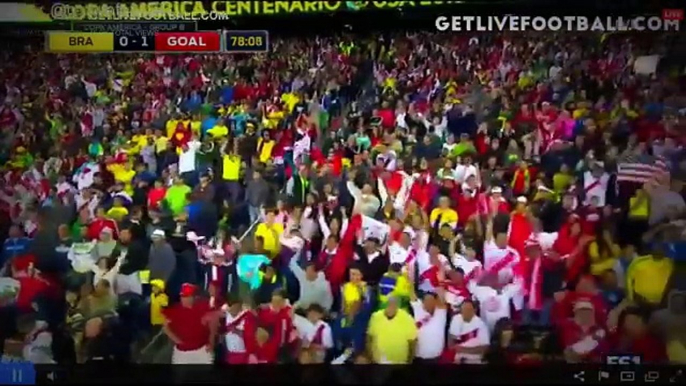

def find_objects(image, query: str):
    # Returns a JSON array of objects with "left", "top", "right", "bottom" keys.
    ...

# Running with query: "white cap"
[
  {"left": 516, "top": 196, "right": 528, "bottom": 204},
  {"left": 151, "top": 229, "right": 166, "bottom": 238},
  {"left": 491, "top": 186, "right": 503, "bottom": 194},
  {"left": 186, "top": 231, "right": 205, "bottom": 242}
]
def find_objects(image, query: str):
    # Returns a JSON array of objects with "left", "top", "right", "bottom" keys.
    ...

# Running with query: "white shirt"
[
  {"left": 67, "top": 241, "right": 97, "bottom": 273},
  {"left": 448, "top": 314, "right": 490, "bottom": 364},
  {"left": 483, "top": 240, "right": 520, "bottom": 285},
  {"left": 178, "top": 140, "right": 201, "bottom": 173},
  {"left": 534, "top": 232, "right": 559, "bottom": 251},
  {"left": 73, "top": 162, "right": 100, "bottom": 191},
  {"left": 92, "top": 255, "right": 124, "bottom": 295},
  {"left": 468, "top": 283, "right": 517, "bottom": 331},
  {"left": 454, "top": 164, "right": 478, "bottom": 184},
  {"left": 411, "top": 300, "right": 447, "bottom": 359},
  {"left": 388, "top": 242, "right": 410, "bottom": 265},
  {"left": 299, "top": 207, "right": 319, "bottom": 241},
  {"left": 451, "top": 254, "right": 483, "bottom": 281},
  {"left": 224, "top": 310, "right": 249, "bottom": 353},
  {"left": 293, "top": 315, "right": 333, "bottom": 362},
  {"left": 583, "top": 171, "right": 609, "bottom": 207},
  {"left": 74, "top": 193, "right": 99, "bottom": 220},
  {"left": 416, "top": 251, "right": 450, "bottom": 293}
]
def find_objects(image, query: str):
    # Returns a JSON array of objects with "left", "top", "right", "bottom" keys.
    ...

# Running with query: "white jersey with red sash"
[
  {"left": 469, "top": 281, "right": 521, "bottom": 331},
  {"left": 447, "top": 314, "right": 490, "bottom": 364},
  {"left": 482, "top": 241, "right": 520, "bottom": 286},
  {"left": 441, "top": 281, "right": 472, "bottom": 311},
  {"left": 416, "top": 252, "right": 450, "bottom": 293},
  {"left": 411, "top": 300, "right": 447, "bottom": 359},
  {"left": 451, "top": 255, "right": 483, "bottom": 284},
  {"left": 202, "top": 261, "right": 232, "bottom": 296},
  {"left": 224, "top": 310, "right": 252, "bottom": 355},
  {"left": 583, "top": 171, "right": 609, "bottom": 207},
  {"left": 294, "top": 315, "right": 332, "bottom": 362}
]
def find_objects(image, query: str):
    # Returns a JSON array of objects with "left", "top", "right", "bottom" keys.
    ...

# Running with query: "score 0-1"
[{"left": 113, "top": 34, "right": 155, "bottom": 52}]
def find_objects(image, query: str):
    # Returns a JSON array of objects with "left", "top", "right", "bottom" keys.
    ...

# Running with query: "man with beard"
[{"left": 117, "top": 226, "right": 147, "bottom": 296}]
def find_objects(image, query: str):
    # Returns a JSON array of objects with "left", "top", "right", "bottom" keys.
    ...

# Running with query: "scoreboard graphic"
[{"left": 44, "top": 30, "right": 269, "bottom": 53}]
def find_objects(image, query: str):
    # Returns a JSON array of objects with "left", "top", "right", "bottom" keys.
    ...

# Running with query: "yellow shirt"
[
  {"left": 166, "top": 119, "right": 179, "bottom": 138},
  {"left": 130, "top": 134, "right": 148, "bottom": 154},
  {"left": 667, "top": 339, "right": 686, "bottom": 364},
  {"left": 208, "top": 124, "right": 229, "bottom": 138},
  {"left": 150, "top": 292, "right": 169, "bottom": 326},
  {"left": 111, "top": 168, "right": 136, "bottom": 195},
  {"left": 627, "top": 256, "right": 673, "bottom": 305},
  {"left": 255, "top": 223, "right": 284, "bottom": 257},
  {"left": 222, "top": 155, "right": 241, "bottom": 181},
  {"left": 281, "top": 93, "right": 300, "bottom": 113},
  {"left": 572, "top": 108, "right": 588, "bottom": 120},
  {"left": 257, "top": 139, "right": 275, "bottom": 164},
  {"left": 342, "top": 282, "right": 367, "bottom": 314},
  {"left": 367, "top": 309, "right": 417, "bottom": 364},
  {"left": 191, "top": 120, "right": 201, "bottom": 136},
  {"left": 154, "top": 137, "right": 169, "bottom": 154},
  {"left": 552, "top": 173, "right": 572, "bottom": 193},
  {"left": 629, "top": 194, "right": 649, "bottom": 219},
  {"left": 108, "top": 164, "right": 134, "bottom": 193},
  {"left": 429, "top": 208, "right": 458, "bottom": 227},
  {"left": 588, "top": 240, "right": 621, "bottom": 276},
  {"left": 106, "top": 206, "right": 129, "bottom": 222}
]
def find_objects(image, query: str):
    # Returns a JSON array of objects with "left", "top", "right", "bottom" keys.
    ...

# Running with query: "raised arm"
[
  {"left": 377, "top": 177, "right": 389, "bottom": 206},
  {"left": 318, "top": 206, "right": 331, "bottom": 240},
  {"left": 394, "top": 173, "right": 414, "bottom": 211},
  {"left": 288, "top": 249, "right": 306, "bottom": 283},
  {"left": 346, "top": 180, "right": 362, "bottom": 201},
  {"left": 484, "top": 216, "right": 494, "bottom": 243}
]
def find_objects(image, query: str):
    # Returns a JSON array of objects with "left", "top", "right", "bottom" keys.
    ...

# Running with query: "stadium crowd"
[{"left": 1, "top": 29, "right": 686, "bottom": 367}]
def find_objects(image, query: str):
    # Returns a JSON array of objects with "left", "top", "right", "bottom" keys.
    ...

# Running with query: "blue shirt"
[
  {"left": 135, "top": 171, "right": 156, "bottom": 185},
  {"left": 1, "top": 237, "right": 31, "bottom": 265},
  {"left": 220, "top": 86, "right": 234, "bottom": 105},
  {"left": 184, "top": 93, "right": 202, "bottom": 112},
  {"left": 186, "top": 202, "right": 202, "bottom": 223},
  {"left": 201, "top": 117, "right": 218, "bottom": 136},
  {"left": 667, "top": 242, "right": 686, "bottom": 263},
  {"left": 602, "top": 289, "right": 625, "bottom": 309},
  {"left": 331, "top": 300, "right": 374, "bottom": 355}
]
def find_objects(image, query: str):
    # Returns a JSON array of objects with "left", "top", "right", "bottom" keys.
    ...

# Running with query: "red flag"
[
  {"left": 325, "top": 213, "right": 362, "bottom": 288},
  {"left": 508, "top": 212, "right": 533, "bottom": 286}
]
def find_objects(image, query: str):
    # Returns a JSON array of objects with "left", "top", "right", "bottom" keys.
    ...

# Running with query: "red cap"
[
  {"left": 12, "top": 254, "right": 37, "bottom": 272},
  {"left": 180, "top": 283, "right": 197, "bottom": 297}
]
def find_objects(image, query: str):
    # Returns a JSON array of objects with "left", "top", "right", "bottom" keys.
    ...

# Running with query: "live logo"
[{"left": 662, "top": 8, "right": 684, "bottom": 21}]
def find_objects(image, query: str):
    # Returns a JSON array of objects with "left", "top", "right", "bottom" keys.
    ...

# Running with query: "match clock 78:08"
[{"left": 223, "top": 30, "right": 269, "bottom": 53}]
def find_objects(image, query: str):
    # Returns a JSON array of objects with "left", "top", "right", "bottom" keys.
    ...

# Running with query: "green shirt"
[
  {"left": 451, "top": 142, "right": 477, "bottom": 158},
  {"left": 165, "top": 184, "right": 192, "bottom": 216}
]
